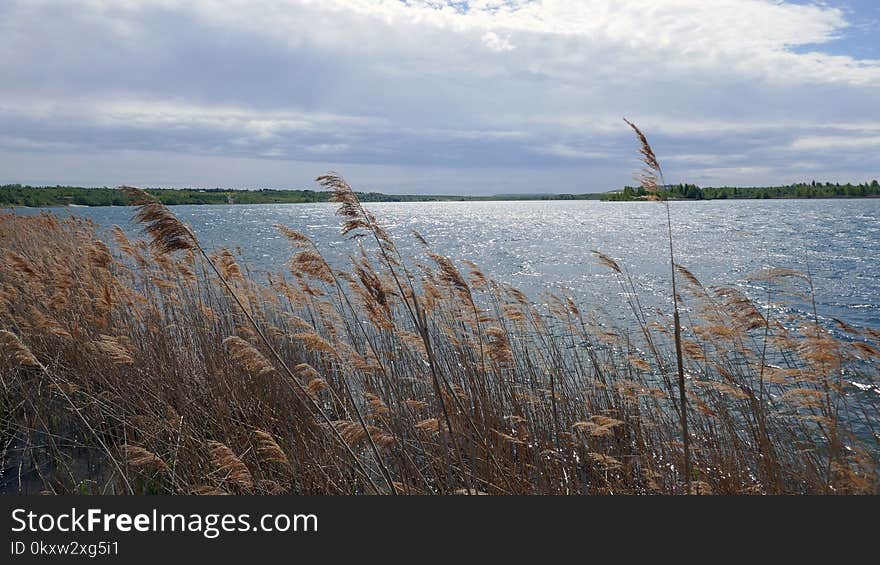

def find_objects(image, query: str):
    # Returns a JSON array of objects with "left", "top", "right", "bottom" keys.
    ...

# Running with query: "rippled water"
[{"left": 16, "top": 198, "right": 880, "bottom": 329}]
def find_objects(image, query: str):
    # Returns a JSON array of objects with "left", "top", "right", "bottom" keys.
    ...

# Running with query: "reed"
[
  {"left": 0, "top": 143, "right": 877, "bottom": 495},
  {"left": 623, "top": 118, "right": 690, "bottom": 491}
]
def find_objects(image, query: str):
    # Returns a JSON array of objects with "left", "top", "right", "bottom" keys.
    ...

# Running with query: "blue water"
[{"left": 12, "top": 199, "right": 880, "bottom": 330}]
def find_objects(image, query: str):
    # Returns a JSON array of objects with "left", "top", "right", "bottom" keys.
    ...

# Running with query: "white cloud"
[
  {"left": 168, "top": 0, "right": 880, "bottom": 85},
  {"left": 0, "top": 0, "right": 878, "bottom": 190},
  {"left": 664, "top": 153, "right": 748, "bottom": 165},
  {"left": 530, "top": 144, "right": 613, "bottom": 160},
  {"left": 305, "top": 143, "right": 351, "bottom": 153},
  {"left": 18, "top": 0, "right": 875, "bottom": 85},
  {"left": 94, "top": 100, "right": 381, "bottom": 133},
  {"left": 481, "top": 31, "right": 515, "bottom": 52},
  {"left": 0, "top": 135, "right": 77, "bottom": 151},
  {"left": 687, "top": 166, "right": 774, "bottom": 182},
  {"left": 790, "top": 135, "right": 880, "bottom": 151}
]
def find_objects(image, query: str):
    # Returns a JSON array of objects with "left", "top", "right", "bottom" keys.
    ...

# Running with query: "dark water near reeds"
[{"left": 16, "top": 198, "right": 880, "bottom": 331}]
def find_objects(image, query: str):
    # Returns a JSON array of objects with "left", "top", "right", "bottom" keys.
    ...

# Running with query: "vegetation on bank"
[
  {"left": 6, "top": 179, "right": 880, "bottom": 208},
  {"left": 603, "top": 180, "right": 880, "bottom": 201},
  {"left": 0, "top": 184, "right": 604, "bottom": 207}
]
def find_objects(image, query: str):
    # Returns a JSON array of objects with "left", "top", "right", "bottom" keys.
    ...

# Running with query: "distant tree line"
[
  {"left": 2, "top": 181, "right": 878, "bottom": 208},
  {"left": 603, "top": 180, "right": 880, "bottom": 201},
  {"left": 0, "top": 184, "right": 606, "bottom": 207},
  {"left": 0, "top": 185, "right": 340, "bottom": 207}
]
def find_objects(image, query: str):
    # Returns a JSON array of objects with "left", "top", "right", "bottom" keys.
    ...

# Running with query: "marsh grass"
[{"left": 0, "top": 154, "right": 878, "bottom": 495}]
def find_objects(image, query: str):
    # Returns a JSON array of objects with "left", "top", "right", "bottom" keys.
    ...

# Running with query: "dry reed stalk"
[
  {"left": 573, "top": 416, "right": 625, "bottom": 438},
  {"left": 624, "top": 118, "right": 691, "bottom": 492},
  {"left": 191, "top": 486, "right": 229, "bottom": 495},
  {"left": 122, "top": 445, "right": 168, "bottom": 472},
  {"left": 318, "top": 172, "right": 476, "bottom": 494},
  {"left": 331, "top": 420, "right": 396, "bottom": 450},
  {"left": 125, "top": 187, "right": 392, "bottom": 495},
  {"left": 94, "top": 335, "right": 135, "bottom": 365},
  {"left": 223, "top": 336, "right": 276, "bottom": 377},
  {"left": 0, "top": 329, "right": 44, "bottom": 368},
  {"left": 0, "top": 329, "right": 133, "bottom": 493},
  {"left": 253, "top": 430, "right": 290, "bottom": 467},
  {"left": 207, "top": 441, "right": 254, "bottom": 491},
  {"left": 125, "top": 187, "right": 196, "bottom": 254}
]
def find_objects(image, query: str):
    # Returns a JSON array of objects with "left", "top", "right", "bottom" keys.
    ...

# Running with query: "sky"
[{"left": 1, "top": 0, "right": 878, "bottom": 194}]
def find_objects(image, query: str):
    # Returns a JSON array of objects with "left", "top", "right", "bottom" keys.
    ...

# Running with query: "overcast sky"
[{"left": 1, "top": 0, "right": 878, "bottom": 194}]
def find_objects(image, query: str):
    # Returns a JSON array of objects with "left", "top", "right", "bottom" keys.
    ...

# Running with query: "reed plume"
[
  {"left": 253, "top": 430, "right": 290, "bottom": 467},
  {"left": 124, "top": 186, "right": 196, "bottom": 254},
  {"left": 223, "top": 336, "right": 276, "bottom": 377},
  {"left": 122, "top": 445, "right": 168, "bottom": 472},
  {"left": 127, "top": 191, "right": 390, "bottom": 494},
  {"left": 623, "top": 118, "right": 691, "bottom": 492},
  {"left": 0, "top": 329, "right": 43, "bottom": 368},
  {"left": 94, "top": 335, "right": 135, "bottom": 365},
  {"left": 207, "top": 441, "right": 254, "bottom": 491}
]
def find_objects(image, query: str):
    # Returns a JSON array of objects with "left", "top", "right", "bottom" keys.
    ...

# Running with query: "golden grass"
[{"left": 0, "top": 182, "right": 877, "bottom": 495}]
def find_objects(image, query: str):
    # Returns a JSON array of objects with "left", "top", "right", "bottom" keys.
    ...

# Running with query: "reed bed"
[{"left": 0, "top": 169, "right": 878, "bottom": 495}]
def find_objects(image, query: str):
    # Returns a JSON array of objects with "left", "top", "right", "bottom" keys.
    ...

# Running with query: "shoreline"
[
  {"left": 3, "top": 194, "right": 880, "bottom": 208},
  {"left": 4, "top": 181, "right": 880, "bottom": 207}
]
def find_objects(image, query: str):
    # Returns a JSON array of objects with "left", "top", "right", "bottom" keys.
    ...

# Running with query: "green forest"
[
  {"left": 1, "top": 181, "right": 878, "bottom": 207},
  {"left": 603, "top": 180, "right": 880, "bottom": 201},
  {"left": 0, "top": 185, "right": 603, "bottom": 207}
]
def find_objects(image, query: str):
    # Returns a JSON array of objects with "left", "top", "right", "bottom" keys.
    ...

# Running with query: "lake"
[{"left": 12, "top": 198, "right": 880, "bottom": 330}]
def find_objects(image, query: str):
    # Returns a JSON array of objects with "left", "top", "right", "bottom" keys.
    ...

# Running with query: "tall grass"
[
  {"left": 1, "top": 143, "right": 878, "bottom": 495},
  {"left": 623, "top": 118, "right": 691, "bottom": 491}
]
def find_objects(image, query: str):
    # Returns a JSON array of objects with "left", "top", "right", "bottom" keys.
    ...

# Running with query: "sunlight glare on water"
[{"left": 20, "top": 198, "right": 880, "bottom": 329}]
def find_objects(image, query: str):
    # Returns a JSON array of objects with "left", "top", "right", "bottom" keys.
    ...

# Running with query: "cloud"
[
  {"left": 305, "top": 143, "right": 351, "bottom": 154},
  {"left": 664, "top": 153, "right": 749, "bottom": 165},
  {"left": 481, "top": 31, "right": 515, "bottom": 52},
  {"left": 530, "top": 144, "right": 613, "bottom": 160},
  {"left": 0, "top": 0, "right": 878, "bottom": 191},
  {"left": 790, "top": 135, "right": 880, "bottom": 151}
]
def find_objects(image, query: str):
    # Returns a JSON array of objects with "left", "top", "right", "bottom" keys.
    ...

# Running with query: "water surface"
[{"left": 14, "top": 199, "right": 880, "bottom": 329}]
